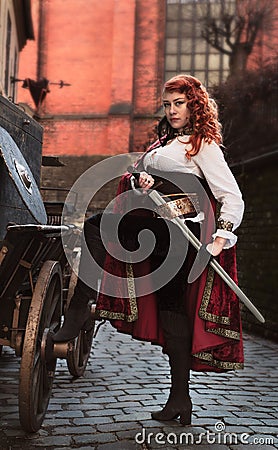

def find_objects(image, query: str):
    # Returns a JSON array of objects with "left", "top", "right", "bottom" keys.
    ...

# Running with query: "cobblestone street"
[{"left": 0, "top": 322, "right": 277, "bottom": 450}]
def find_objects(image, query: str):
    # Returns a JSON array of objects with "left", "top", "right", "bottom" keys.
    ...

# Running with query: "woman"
[{"left": 54, "top": 74, "right": 245, "bottom": 426}]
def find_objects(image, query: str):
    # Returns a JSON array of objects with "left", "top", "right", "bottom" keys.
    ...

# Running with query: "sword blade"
[{"left": 148, "top": 190, "right": 265, "bottom": 324}]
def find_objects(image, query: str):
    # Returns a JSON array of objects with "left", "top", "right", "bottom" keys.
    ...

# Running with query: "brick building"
[
  {"left": 17, "top": 0, "right": 165, "bottom": 158},
  {"left": 16, "top": 0, "right": 277, "bottom": 159}
]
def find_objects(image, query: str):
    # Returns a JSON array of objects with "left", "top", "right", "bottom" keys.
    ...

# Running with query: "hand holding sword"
[{"left": 131, "top": 169, "right": 227, "bottom": 256}]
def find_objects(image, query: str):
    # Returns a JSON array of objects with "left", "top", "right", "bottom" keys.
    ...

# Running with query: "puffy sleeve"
[{"left": 193, "top": 141, "right": 244, "bottom": 248}]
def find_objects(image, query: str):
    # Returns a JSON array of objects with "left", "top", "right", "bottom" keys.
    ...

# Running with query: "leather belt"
[{"left": 153, "top": 193, "right": 200, "bottom": 220}]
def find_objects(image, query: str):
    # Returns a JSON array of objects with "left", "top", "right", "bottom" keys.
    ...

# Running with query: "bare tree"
[{"left": 200, "top": 0, "right": 276, "bottom": 76}]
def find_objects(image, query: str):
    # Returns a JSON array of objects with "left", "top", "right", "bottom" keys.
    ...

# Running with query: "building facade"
[{"left": 16, "top": 0, "right": 277, "bottom": 158}]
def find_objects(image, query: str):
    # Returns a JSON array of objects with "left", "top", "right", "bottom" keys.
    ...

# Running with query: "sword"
[{"left": 147, "top": 189, "right": 265, "bottom": 324}]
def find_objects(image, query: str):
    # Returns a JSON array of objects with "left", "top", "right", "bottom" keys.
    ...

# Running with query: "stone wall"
[{"left": 233, "top": 152, "right": 278, "bottom": 341}]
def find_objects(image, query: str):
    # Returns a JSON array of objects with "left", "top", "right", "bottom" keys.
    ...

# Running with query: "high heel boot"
[
  {"left": 52, "top": 280, "right": 96, "bottom": 342},
  {"left": 151, "top": 311, "right": 192, "bottom": 425},
  {"left": 53, "top": 216, "right": 105, "bottom": 342}
]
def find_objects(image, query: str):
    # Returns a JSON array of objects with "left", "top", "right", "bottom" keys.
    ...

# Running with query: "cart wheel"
[
  {"left": 67, "top": 312, "right": 95, "bottom": 377},
  {"left": 65, "top": 249, "right": 95, "bottom": 377},
  {"left": 19, "top": 260, "right": 62, "bottom": 432}
]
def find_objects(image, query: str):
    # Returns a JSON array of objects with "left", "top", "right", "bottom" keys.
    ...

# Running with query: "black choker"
[{"left": 173, "top": 127, "right": 193, "bottom": 137}]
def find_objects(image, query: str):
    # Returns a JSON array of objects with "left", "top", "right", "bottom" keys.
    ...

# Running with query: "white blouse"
[{"left": 142, "top": 137, "right": 244, "bottom": 249}]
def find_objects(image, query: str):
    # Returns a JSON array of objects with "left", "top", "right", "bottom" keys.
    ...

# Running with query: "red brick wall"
[
  {"left": 131, "top": 0, "right": 166, "bottom": 152},
  {"left": 18, "top": 0, "right": 166, "bottom": 157},
  {"left": 18, "top": 1, "right": 277, "bottom": 158}
]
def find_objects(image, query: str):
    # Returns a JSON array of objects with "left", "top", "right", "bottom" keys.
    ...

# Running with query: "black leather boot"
[
  {"left": 52, "top": 281, "right": 95, "bottom": 342},
  {"left": 151, "top": 311, "right": 192, "bottom": 425},
  {"left": 53, "top": 216, "right": 105, "bottom": 342}
]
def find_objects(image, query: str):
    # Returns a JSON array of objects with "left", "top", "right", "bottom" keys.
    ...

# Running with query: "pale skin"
[{"left": 137, "top": 91, "right": 226, "bottom": 256}]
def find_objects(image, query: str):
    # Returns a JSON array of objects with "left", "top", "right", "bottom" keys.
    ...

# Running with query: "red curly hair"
[{"left": 158, "top": 74, "right": 222, "bottom": 157}]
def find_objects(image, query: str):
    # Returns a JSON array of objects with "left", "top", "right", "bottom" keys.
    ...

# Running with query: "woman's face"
[{"left": 163, "top": 91, "right": 190, "bottom": 132}]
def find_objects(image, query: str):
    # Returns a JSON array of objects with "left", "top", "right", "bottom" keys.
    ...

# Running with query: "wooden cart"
[
  {"left": 0, "top": 97, "right": 96, "bottom": 432},
  {"left": 0, "top": 222, "right": 95, "bottom": 432}
]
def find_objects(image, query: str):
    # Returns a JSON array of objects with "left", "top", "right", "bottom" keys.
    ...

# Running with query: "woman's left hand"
[{"left": 206, "top": 237, "right": 227, "bottom": 256}]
